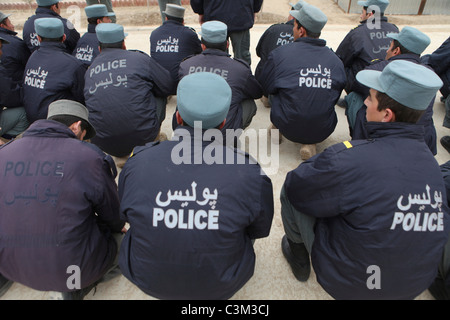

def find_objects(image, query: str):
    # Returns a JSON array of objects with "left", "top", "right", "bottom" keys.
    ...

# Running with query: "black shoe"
[
  {"left": 281, "top": 235, "right": 311, "bottom": 282},
  {"left": 336, "top": 98, "right": 347, "bottom": 109},
  {"left": 440, "top": 136, "right": 450, "bottom": 154},
  {"left": 428, "top": 273, "right": 450, "bottom": 300},
  {"left": 0, "top": 274, "right": 13, "bottom": 298},
  {"left": 61, "top": 281, "right": 98, "bottom": 300}
]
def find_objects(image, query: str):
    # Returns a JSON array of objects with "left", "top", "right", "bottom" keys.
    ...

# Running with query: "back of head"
[
  {"left": 200, "top": 20, "right": 228, "bottom": 50},
  {"left": 34, "top": 17, "right": 64, "bottom": 41},
  {"left": 357, "top": 0, "right": 390, "bottom": 13},
  {"left": 387, "top": 26, "right": 431, "bottom": 55},
  {"left": 96, "top": 23, "right": 127, "bottom": 48},
  {"left": 289, "top": 3, "right": 327, "bottom": 37}
]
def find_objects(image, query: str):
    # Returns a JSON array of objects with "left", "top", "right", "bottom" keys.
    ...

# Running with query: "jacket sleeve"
[
  {"left": 336, "top": 30, "right": 359, "bottom": 67},
  {"left": 71, "top": 63, "right": 87, "bottom": 104},
  {"left": 0, "top": 66, "right": 22, "bottom": 108},
  {"left": 246, "top": 172, "right": 274, "bottom": 239},
  {"left": 427, "top": 37, "right": 450, "bottom": 75},
  {"left": 254, "top": 0, "right": 264, "bottom": 12},
  {"left": 255, "top": 52, "right": 276, "bottom": 97},
  {"left": 92, "top": 154, "right": 125, "bottom": 233},
  {"left": 243, "top": 68, "right": 263, "bottom": 99},
  {"left": 285, "top": 147, "right": 344, "bottom": 218},
  {"left": 149, "top": 57, "right": 176, "bottom": 97}
]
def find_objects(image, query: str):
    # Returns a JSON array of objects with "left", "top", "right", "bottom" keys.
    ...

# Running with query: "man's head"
[
  {"left": 163, "top": 4, "right": 185, "bottom": 23},
  {"left": 288, "top": 0, "right": 307, "bottom": 19},
  {"left": 0, "top": 12, "right": 14, "bottom": 32},
  {"left": 34, "top": 17, "right": 65, "bottom": 43},
  {"left": 0, "top": 36, "right": 9, "bottom": 58},
  {"left": 96, "top": 23, "right": 127, "bottom": 51},
  {"left": 358, "top": 0, "right": 389, "bottom": 21},
  {"left": 199, "top": 20, "right": 228, "bottom": 51},
  {"left": 85, "top": 4, "right": 115, "bottom": 25},
  {"left": 289, "top": 4, "right": 327, "bottom": 40},
  {"left": 47, "top": 100, "right": 96, "bottom": 140},
  {"left": 385, "top": 26, "right": 430, "bottom": 60},
  {"left": 356, "top": 60, "right": 443, "bottom": 123},
  {"left": 176, "top": 72, "right": 231, "bottom": 130},
  {"left": 36, "top": 0, "right": 60, "bottom": 15}
]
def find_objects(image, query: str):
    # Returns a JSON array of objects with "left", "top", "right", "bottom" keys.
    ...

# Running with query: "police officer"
[
  {"left": 255, "top": 1, "right": 304, "bottom": 107},
  {"left": 150, "top": 4, "right": 202, "bottom": 94},
  {"left": 256, "top": 4, "right": 346, "bottom": 160},
  {"left": 336, "top": 0, "right": 398, "bottom": 94},
  {"left": 73, "top": 4, "right": 115, "bottom": 67},
  {"left": 346, "top": 26, "right": 438, "bottom": 155},
  {"left": 23, "top": 18, "right": 86, "bottom": 123},
  {"left": 423, "top": 37, "right": 450, "bottom": 153},
  {"left": 280, "top": 60, "right": 448, "bottom": 300},
  {"left": 0, "top": 99, "right": 126, "bottom": 300},
  {"left": 118, "top": 72, "right": 274, "bottom": 300},
  {"left": 0, "top": 36, "right": 27, "bottom": 145},
  {"left": 86, "top": 0, "right": 116, "bottom": 23},
  {"left": 190, "top": 0, "right": 263, "bottom": 66},
  {"left": 84, "top": 23, "right": 174, "bottom": 162},
  {"left": 23, "top": 0, "right": 81, "bottom": 54},
  {"left": 178, "top": 21, "right": 262, "bottom": 135},
  {"left": 0, "top": 11, "right": 31, "bottom": 83}
]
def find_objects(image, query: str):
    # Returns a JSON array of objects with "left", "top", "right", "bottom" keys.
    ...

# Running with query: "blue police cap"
[
  {"left": 290, "top": 3, "right": 328, "bottom": 34},
  {"left": 177, "top": 72, "right": 231, "bottom": 129},
  {"left": 356, "top": 60, "right": 443, "bottom": 111},
  {"left": 34, "top": 18, "right": 64, "bottom": 39},
  {"left": 387, "top": 26, "right": 430, "bottom": 55},
  {"left": 96, "top": 23, "right": 128, "bottom": 44},
  {"left": 199, "top": 21, "right": 227, "bottom": 44},
  {"left": 85, "top": 4, "right": 115, "bottom": 19},
  {"left": 357, "top": 0, "right": 389, "bottom": 13},
  {"left": 36, "top": 0, "right": 60, "bottom": 6}
]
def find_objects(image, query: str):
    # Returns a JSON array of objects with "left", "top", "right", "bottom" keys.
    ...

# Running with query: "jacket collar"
[
  {"left": 23, "top": 120, "right": 77, "bottom": 139},
  {"left": 0, "top": 27, "right": 17, "bottom": 36},
  {"left": 294, "top": 37, "right": 326, "bottom": 47},
  {"left": 35, "top": 7, "right": 61, "bottom": 18},
  {"left": 366, "top": 122, "right": 425, "bottom": 140}
]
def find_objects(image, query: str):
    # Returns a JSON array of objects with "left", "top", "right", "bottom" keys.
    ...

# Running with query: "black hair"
[
  {"left": 294, "top": 18, "right": 321, "bottom": 39},
  {"left": 363, "top": 6, "right": 385, "bottom": 16},
  {"left": 201, "top": 38, "right": 228, "bottom": 52},
  {"left": 376, "top": 91, "right": 425, "bottom": 123},
  {"left": 391, "top": 39, "right": 414, "bottom": 55},
  {"left": 99, "top": 40, "right": 124, "bottom": 50},
  {"left": 39, "top": 35, "right": 64, "bottom": 42},
  {"left": 165, "top": 14, "right": 184, "bottom": 24},
  {"left": 48, "top": 115, "right": 89, "bottom": 133}
]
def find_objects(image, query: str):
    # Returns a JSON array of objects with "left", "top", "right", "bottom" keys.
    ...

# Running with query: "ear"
[
  {"left": 122, "top": 41, "right": 127, "bottom": 50},
  {"left": 201, "top": 43, "right": 206, "bottom": 51},
  {"left": 176, "top": 111, "right": 183, "bottom": 125},
  {"left": 62, "top": 34, "right": 66, "bottom": 42},
  {"left": 218, "top": 119, "right": 226, "bottom": 129},
  {"left": 382, "top": 108, "right": 396, "bottom": 123}
]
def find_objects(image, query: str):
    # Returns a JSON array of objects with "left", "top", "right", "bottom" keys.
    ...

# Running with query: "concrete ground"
[{"left": 0, "top": 0, "right": 449, "bottom": 301}]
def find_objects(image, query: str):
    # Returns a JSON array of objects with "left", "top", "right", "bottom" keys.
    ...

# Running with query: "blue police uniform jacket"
[
  {"left": 0, "top": 120, "right": 125, "bottom": 292},
  {"left": 255, "top": 20, "right": 294, "bottom": 77},
  {"left": 285, "top": 122, "right": 450, "bottom": 300},
  {"left": 256, "top": 37, "right": 346, "bottom": 144},
  {"left": 73, "top": 24, "right": 101, "bottom": 67},
  {"left": 118, "top": 126, "right": 274, "bottom": 299},
  {"left": 336, "top": 17, "right": 399, "bottom": 93},
  {"left": 150, "top": 19, "right": 202, "bottom": 93},
  {"left": 84, "top": 48, "right": 174, "bottom": 157},
  {"left": 0, "top": 64, "right": 21, "bottom": 113},
  {"left": 350, "top": 53, "right": 438, "bottom": 155},
  {"left": 23, "top": 7, "right": 80, "bottom": 54},
  {"left": 22, "top": 42, "right": 86, "bottom": 123},
  {"left": 178, "top": 48, "right": 263, "bottom": 131},
  {"left": 190, "top": 0, "right": 263, "bottom": 33},
  {"left": 424, "top": 36, "right": 450, "bottom": 99},
  {"left": 0, "top": 27, "right": 31, "bottom": 83}
]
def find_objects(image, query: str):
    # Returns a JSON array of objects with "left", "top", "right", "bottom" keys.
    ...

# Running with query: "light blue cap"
[
  {"left": 34, "top": 18, "right": 64, "bottom": 39},
  {"left": 289, "top": 0, "right": 307, "bottom": 10},
  {"left": 96, "top": 23, "right": 127, "bottom": 44},
  {"left": 357, "top": 0, "right": 389, "bottom": 13},
  {"left": 85, "top": 4, "right": 115, "bottom": 19},
  {"left": 36, "top": 0, "right": 60, "bottom": 6},
  {"left": 290, "top": 4, "right": 328, "bottom": 33},
  {"left": 387, "top": 26, "right": 430, "bottom": 55},
  {"left": 356, "top": 60, "right": 443, "bottom": 110},
  {"left": 177, "top": 72, "right": 231, "bottom": 129},
  {"left": 200, "top": 21, "right": 227, "bottom": 44}
]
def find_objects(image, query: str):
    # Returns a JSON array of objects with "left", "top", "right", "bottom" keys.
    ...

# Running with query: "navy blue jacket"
[
  {"left": 178, "top": 49, "right": 262, "bottom": 131},
  {"left": 0, "top": 64, "right": 22, "bottom": 112},
  {"left": 190, "top": 0, "right": 263, "bottom": 33},
  {"left": 255, "top": 20, "right": 294, "bottom": 77},
  {"left": 118, "top": 126, "right": 274, "bottom": 299},
  {"left": 73, "top": 24, "right": 101, "bottom": 67},
  {"left": 23, "top": 42, "right": 86, "bottom": 123},
  {"left": 150, "top": 20, "right": 202, "bottom": 93},
  {"left": 351, "top": 53, "right": 438, "bottom": 155},
  {"left": 0, "top": 27, "right": 30, "bottom": 83},
  {"left": 23, "top": 7, "right": 80, "bottom": 54},
  {"left": 84, "top": 48, "right": 174, "bottom": 157},
  {"left": 336, "top": 18, "right": 399, "bottom": 93},
  {"left": 256, "top": 37, "right": 346, "bottom": 144},
  {"left": 285, "top": 122, "right": 449, "bottom": 300},
  {"left": 423, "top": 37, "right": 450, "bottom": 99},
  {"left": 0, "top": 120, "right": 124, "bottom": 292}
]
